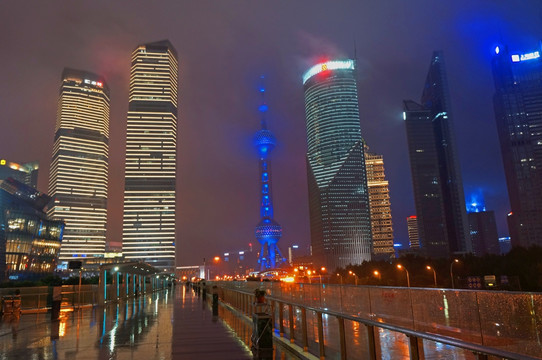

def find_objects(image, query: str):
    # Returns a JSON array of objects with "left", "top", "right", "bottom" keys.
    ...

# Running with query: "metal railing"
[
  {"left": 0, "top": 285, "right": 99, "bottom": 312},
  {"left": 211, "top": 281, "right": 542, "bottom": 359}
]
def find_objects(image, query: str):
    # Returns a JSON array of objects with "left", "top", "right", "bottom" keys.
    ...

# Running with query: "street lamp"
[
  {"left": 396, "top": 264, "right": 410, "bottom": 288},
  {"left": 450, "top": 259, "right": 459, "bottom": 289},
  {"left": 307, "top": 270, "right": 312, "bottom": 284},
  {"left": 336, "top": 273, "right": 343, "bottom": 285},
  {"left": 373, "top": 270, "right": 381, "bottom": 281},
  {"left": 348, "top": 270, "right": 358, "bottom": 286},
  {"left": 426, "top": 265, "right": 437, "bottom": 287}
]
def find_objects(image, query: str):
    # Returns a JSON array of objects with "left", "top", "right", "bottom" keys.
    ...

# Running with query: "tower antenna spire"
[{"left": 259, "top": 75, "right": 268, "bottom": 130}]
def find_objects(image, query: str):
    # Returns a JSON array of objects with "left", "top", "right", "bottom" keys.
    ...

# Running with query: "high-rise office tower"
[
  {"left": 303, "top": 60, "right": 372, "bottom": 270},
  {"left": 492, "top": 44, "right": 542, "bottom": 248},
  {"left": 48, "top": 68, "right": 109, "bottom": 261},
  {"left": 122, "top": 40, "right": 178, "bottom": 272},
  {"left": 407, "top": 215, "right": 420, "bottom": 249},
  {"left": 0, "top": 159, "right": 38, "bottom": 188},
  {"left": 403, "top": 51, "right": 470, "bottom": 257},
  {"left": 364, "top": 146, "right": 394, "bottom": 259},
  {"left": 467, "top": 200, "right": 500, "bottom": 256}
]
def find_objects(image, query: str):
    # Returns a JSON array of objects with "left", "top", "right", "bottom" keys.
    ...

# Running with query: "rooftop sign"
[
  {"left": 511, "top": 51, "right": 540, "bottom": 62},
  {"left": 303, "top": 60, "right": 355, "bottom": 84}
]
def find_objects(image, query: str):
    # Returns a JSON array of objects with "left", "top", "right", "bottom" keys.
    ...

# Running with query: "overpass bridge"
[{"left": 211, "top": 281, "right": 542, "bottom": 359}]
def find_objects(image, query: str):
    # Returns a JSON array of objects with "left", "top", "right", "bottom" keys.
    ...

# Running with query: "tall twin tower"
[{"left": 48, "top": 40, "right": 178, "bottom": 272}]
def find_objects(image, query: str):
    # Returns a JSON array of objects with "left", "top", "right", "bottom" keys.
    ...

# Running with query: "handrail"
[{"left": 217, "top": 285, "right": 540, "bottom": 360}]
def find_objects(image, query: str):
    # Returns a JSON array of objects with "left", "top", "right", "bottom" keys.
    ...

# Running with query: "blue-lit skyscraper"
[
  {"left": 492, "top": 44, "right": 542, "bottom": 248},
  {"left": 254, "top": 81, "right": 284, "bottom": 270},
  {"left": 303, "top": 60, "right": 372, "bottom": 271}
]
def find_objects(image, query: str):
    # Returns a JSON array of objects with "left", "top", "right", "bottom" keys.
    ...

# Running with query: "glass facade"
[
  {"left": 303, "top": 60, "right": 372, "bottom": 271},
  {"left": 403, "top": 51, "right": 470, "bottom": 257},
  {"left": 0, "top": 178, "right": 64, "bottom": 280},
  {"left": 122, "top": 40, "right": 178, "bottom": 272},
  {"left": 364, "top": 146, "right": 394, "bottom": 259},
  {"left": 492, "top": 45, "right": 542, "bottom": 247}
]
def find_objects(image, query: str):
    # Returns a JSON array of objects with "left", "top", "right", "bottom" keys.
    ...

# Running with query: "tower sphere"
[
  {"left": 254, "top": 129, "right": 276, "bottom": 157},
  {"left": 255, "top": 217, "right": 282, "bottom": 245}
]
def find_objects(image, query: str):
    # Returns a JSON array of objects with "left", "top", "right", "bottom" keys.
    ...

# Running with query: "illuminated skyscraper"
[
  {"left": 364, "top": 146, "right": 394, "bottom": 259},
  {"left": 253, "top": 82, "right": 285, "bottom": 270},
  {"left": 403, "top": 51, "right": 470, "bottom": 257},
  {"left": 122, "top": 40, "right": 178, "bottom": 272},
  {"left": 48, "top": 68, "right": 109, "bottom": 261},
  {"left": 407, "top": 215, "right": 420, "bottom": 249},
  {"left": 492, "top": 44, "right": 542, "bottom": 247},
  {"left": 303, "top": 60, "right": 372, "bottom": 270}
]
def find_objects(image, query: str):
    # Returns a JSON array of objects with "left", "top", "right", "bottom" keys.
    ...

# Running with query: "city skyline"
[{"left": 1, "top": 1, "right": 541, "bottom": 266}]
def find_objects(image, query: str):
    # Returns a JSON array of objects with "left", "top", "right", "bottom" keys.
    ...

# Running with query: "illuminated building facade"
[
  {"left": 0, "top": 178, "right": 64, "bottom": 281},
  {"left": 492, "top": 44, "right": 542, "bottom": 247},
  {"left": 48, "top": 68, "right": 109, "bottom": 261},
  {"left": 122, "top": 40, "right": 178, "bottom": 272},
  {"left": 364, "top": 146, "right": 394, "bottom": 259},
  {"left": 403, "top": 51, "right": 470, "bottom": 258},
  {"left": 0, "top": 160, "right": 39, "bottom": 188},
  {"left": 407, "top": 215, "right": 420, "bottom": 249},
  {"left": 254, "top": 82, "right": 285, "bottom": 270},
  {"left": 304, "top": 59, "right": 372, "bottom": 270}
]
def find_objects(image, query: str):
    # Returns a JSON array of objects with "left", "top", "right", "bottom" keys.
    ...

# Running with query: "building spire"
[{"left": 258, "top": 75, "right": 268, "bottom": 130}]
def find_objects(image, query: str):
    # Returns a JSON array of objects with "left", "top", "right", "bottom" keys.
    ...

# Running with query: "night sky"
[{"left": 1, "top": 1, "right": 541, "bottom": 266}]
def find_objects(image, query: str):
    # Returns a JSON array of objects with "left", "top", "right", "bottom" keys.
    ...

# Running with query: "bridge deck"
[{"left": 0, "top": 286, "right": 253, "bottom": 360}]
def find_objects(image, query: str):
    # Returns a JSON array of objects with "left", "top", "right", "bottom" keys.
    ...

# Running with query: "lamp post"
[
  {"left": 426, "top": 265, "right": 437, "bottom": 287},
  {"left": 450, "top": 259, "right": 459, "bottom": 289},
  {"left": 336, "top": 273, "right": 343, "bottom": 285},
  {"left": 396, "top": 264, "right": 410, "bottom": 288},
  {"left": 373, "top": 270, "right": 381, "bottom": 282},
  {"left": 307, "top": 270, "right": 312, "bottom": 284},
  {"left": 348, "top": 270, "right": 358, "bottom": 286}
]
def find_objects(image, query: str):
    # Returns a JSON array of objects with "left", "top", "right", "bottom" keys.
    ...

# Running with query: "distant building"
[
  {"left": 122, "top": 40, "right": 178, "bottom": 273},
  {"left": 303, "top": 59, "right": 372, "bottom": 270},
  {"left": 48, "top": 68, "right": 109, "bottom": 262},
  {"left": 407, "top": 215, "right": 420, "bottom": 249},
  {"left": 364, "top": 146, "right": 394, "bottom": 259},
  {"left": 492, "top": 44, "right": 542, "bottom": 247},
  {"left": 403, "top": 51, "right": 470, "bottom": 258},
  {"left": 0, "top": 160, "right": 38, "bottom": 188},
  {"left": 0, "top": 178, "right": 64, "bottom": 281},
  {"left": 468, "top": 211, "right": 500, "bottom": 256},
  {"left": 499, "top": 236, "right": 512, "bottom": 254}
]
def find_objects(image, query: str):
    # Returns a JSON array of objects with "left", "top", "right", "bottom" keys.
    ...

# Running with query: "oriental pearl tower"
[{"left": 254, "top": 78, "right": 285, "bottom": 271}]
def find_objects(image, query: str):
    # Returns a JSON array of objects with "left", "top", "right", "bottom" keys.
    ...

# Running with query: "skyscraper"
[
  {"left": 122, "top": 40, "right": 178, "bottom": 272},
  {"left": 48, "top": 68, "right": 109, "bottom": 261},
  {"left": 407, "top": 215, "right": 420, "bottom": 249},
  {"left": 253, "top": 83, "right": 285, "bottom": 270},
  {"left": 364, "top": 146, "right": 394, "bottom": 259},
  {"left": 403, "top": 52, "right": 470, "bottom": 257},
  {"left": 492, "top": 44, "right": 542, "bottom": 248},
  {"left": 303, "top": 59, "right": 372, "bottom": 270}
]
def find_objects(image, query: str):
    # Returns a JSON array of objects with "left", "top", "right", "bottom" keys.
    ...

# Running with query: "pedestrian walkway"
[
  {"left": 172, "top": 286, "right": 252, "bottom": 359},
  {"left": 0, "top": 286, "right": 253, "bottom": 360}
]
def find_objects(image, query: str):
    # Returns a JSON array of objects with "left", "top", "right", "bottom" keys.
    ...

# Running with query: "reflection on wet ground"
[
  {"left": 0, "top": 285, "right": 478, "bottom": 360},
  {"left": 0, "top": 287, "right": 258, "bottom": 360}
]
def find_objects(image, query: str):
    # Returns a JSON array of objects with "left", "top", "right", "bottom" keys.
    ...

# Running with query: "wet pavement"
[{"left": 0, "top": 286, "right": 254, "bottom": 360}]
